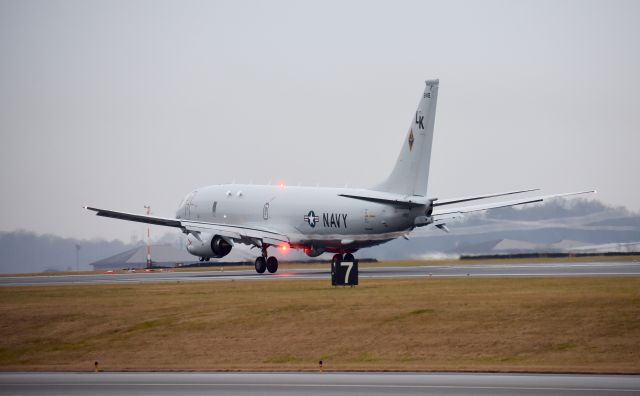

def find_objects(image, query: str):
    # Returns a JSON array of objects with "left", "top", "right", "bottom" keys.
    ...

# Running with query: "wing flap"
[{"left": 182, "top": 220, "right": 289, "bottom": 244}]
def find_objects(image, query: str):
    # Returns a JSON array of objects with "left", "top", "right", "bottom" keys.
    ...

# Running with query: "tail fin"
[{"left": 373, "top": 79, "right": 439, "bottom": 197}]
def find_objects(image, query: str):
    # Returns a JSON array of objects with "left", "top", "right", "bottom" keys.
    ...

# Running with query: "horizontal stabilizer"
[{"left": 338, "top": 193, "right": 430, "bottom": 208}]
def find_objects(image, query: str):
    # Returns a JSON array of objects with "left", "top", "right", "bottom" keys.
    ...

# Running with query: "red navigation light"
[
  {"left": 280, "top": 244, "right": 289, "bottom": 253},
  {"left": 278, "top": 181, "right": 286, "bottom": 189}
]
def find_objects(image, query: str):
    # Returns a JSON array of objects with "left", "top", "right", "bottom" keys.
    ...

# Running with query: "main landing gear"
[{"left": 255, "top": 246, "right": 279, "bottom": 274}]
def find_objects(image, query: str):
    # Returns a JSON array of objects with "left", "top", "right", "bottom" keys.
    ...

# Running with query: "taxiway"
[{"left": 0, "top": 372, "right": 638, "bottom": 395}]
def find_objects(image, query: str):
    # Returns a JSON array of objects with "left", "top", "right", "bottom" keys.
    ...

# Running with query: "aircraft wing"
[
  {"left": 339, "top": 188, "right": 539, "bottom": 209},
  {"left": 84, "top": 206, "right": 289, "bottom": 246},
  {"left": 431, "top": 190, "right": 596, "bottom": 223},
  {"left": 432, "top": 188, "right": 539, "bottom": 207},
  {"left": 84, "top": 207, "right": 182, "bottom": 227}
]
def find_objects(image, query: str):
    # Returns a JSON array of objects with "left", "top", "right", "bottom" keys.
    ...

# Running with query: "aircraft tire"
[
  {"left": 266, "top": 256, "right": 278, "bottom": 273},
  {"left": 255, "top": 257, "right": 267, "bottom": 274},
  {"left": 343, "top": 253, "right": 354, "bottom": 262}
]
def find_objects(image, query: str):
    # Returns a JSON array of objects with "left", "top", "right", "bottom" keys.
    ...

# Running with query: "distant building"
[
  {"left": 90, "top": 244, "right": 197, "bottom": 270},
  {"left": 89, "top": 243, "right": 261, "bottom": 271},
  {"left": 450, "top": 239, "right": 591, "bottom": 255},
  {"left": 568, "top": 241, "right": 640, "bottom": 254}
]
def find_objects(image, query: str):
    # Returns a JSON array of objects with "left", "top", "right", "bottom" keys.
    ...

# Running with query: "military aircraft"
[{"left": 86, "top": 79, "right": 594, "bottom": 274}]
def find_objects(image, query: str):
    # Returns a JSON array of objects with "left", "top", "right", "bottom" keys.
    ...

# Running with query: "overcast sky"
[{"left": 1, "top": 0, "right": 639, "bottom": 242}]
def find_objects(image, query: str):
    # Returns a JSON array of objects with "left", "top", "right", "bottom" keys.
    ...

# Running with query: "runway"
[
  {"left": 0, "top": 372, "right": 638, "bottom": 395},
  {"left": 1, "top": 261, "right": 639, "bottom": 287}
]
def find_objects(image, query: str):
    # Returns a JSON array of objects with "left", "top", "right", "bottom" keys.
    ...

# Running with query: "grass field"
[{"left": 0, "top": 277, "right": 639, "bottom": 373}]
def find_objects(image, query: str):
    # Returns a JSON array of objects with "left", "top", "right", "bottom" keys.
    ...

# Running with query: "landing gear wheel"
[
  {"left": 331, "top": 254, "right": 343, "bottom": 269},
  {"left": 343, "top": 253, "right": 355, "bottom": 262},
  {"left": 255, "top": 257, "right": 266, "bottom": 274},
  {"left": 266, "top": 256, "right": 279, "bottom": 274}
]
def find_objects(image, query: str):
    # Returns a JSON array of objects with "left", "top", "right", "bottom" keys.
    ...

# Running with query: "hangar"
[
  {"left": 90, "top": 244, "right": 197, "bottom": 271},
  {"left": 90, "top": 243, "right": 259, "bottom": 271}
]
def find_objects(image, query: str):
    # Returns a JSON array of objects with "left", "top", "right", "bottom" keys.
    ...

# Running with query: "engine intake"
[{"left": 211, "top": 235, "right": 232, "bottom": 257}]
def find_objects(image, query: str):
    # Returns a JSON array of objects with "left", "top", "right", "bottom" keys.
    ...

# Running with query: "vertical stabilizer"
[{"left": 373, "top": 79, "right": 439, "bottom": 197}]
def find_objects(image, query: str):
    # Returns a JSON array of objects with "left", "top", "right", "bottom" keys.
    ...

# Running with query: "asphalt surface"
[
  {"left": 1, "top": 372, "right": 638, "bottom": 395},
  {"left": 1, "top": 261, "right": 639, "bottom": 287}
]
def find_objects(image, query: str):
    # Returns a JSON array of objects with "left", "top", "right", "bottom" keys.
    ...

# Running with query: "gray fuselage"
[{"left": 176, "top": 184, "right": 424, "bottom": 253}]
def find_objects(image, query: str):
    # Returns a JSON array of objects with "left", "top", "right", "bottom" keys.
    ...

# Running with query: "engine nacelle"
[
  {"left": 304, "top": 246, "right": 325, "bottom": 258},
  {"left": 187, "top": 233, "right": 233, "bottom": 258}
]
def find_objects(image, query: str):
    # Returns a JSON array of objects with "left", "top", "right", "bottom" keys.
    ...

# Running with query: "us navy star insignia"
[{"left": 303, "top": 210, "right": 320, "bottom": 228}]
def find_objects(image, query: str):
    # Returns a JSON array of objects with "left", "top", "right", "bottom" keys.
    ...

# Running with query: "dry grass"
[{"left": 0, "top": 277, "right": 638, "bottom": 373}]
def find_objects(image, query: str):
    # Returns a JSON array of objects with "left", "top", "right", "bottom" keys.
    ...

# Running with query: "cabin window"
[
  {"left": 212, "top": 201, "right": 217, "bottom": 217},
  {"left": 263, "top": 202, "right": 269, "bottom": 220}
]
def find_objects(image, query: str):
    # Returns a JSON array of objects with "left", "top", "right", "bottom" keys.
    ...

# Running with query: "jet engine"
[
  {"left": 187, "top": 233, "right": 233, "bottom": 258},
  {"left": 304, "top": 246, "right": 325, "bottom": 258}
]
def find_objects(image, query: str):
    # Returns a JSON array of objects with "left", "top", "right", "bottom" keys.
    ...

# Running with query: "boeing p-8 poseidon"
[{"left": 86, "top": 79, "right": 593, "bottom": 273}]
